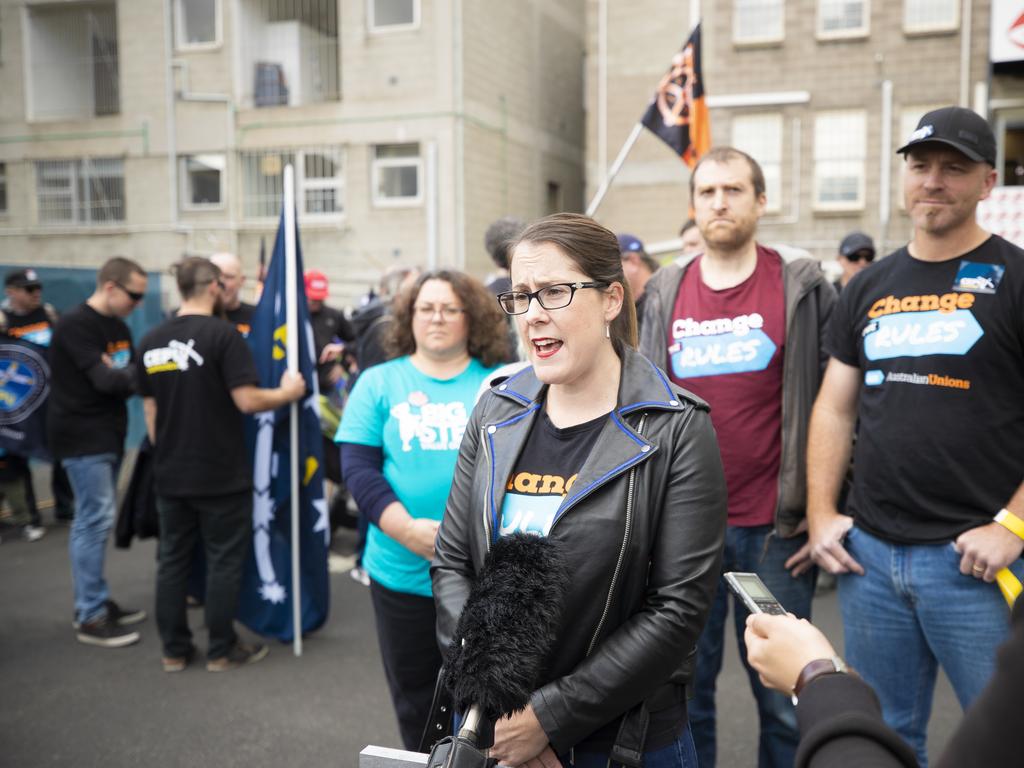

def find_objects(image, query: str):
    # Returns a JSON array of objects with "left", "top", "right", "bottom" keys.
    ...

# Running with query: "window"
[
  {"left": 733, "top": 0, "right": 784, "bottom": 44},
  {"left": 372, "top": 144, "right": 422, "bottom": 206},
  {"left": 180, "top": 154, "right": 225, "bottom": 210},
  {"left": 36, "top": 158, "right": 125, "bottom": 225},
  {"left": 241, "top": 147, "right": 344, "bottom": 220},
  {"left": 0, "top": 163, "right": 7, "bottom": 215},
  {"left": 818, "top": 0, "right": 868, "bottom": 37},
  {"left": 26, "top": 3, "right": 119, "bottom": 120},
  {"left": 904, "top": 0, "right": 958, "bottom": 33},
  {"left": 175, "top": 0, "right": 220, "bottom": 48},
  {"left": 814, "top": 111, "right": 866, "bottom": 210},
  {"left": 732, "top": 114, "right": 783, "bottom": 212},
  {"left": 369, "top": 0, "right": 419, "bottom": 31}
]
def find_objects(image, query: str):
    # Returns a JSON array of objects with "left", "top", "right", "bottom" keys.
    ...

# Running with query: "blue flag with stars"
[{"left": 237, "top": 210, "right": 330, "bottom": 641}]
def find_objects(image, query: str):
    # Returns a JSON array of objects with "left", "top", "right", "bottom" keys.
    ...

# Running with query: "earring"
[{"left": 605, "top": 323, "right": 611, "bottom": 339}]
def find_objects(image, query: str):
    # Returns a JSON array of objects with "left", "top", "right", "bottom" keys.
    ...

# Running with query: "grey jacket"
[
  {"left": 432, "top": 347, "right": 727, "bottom": 754},
  {"left": 639, "top": 249, "right": 836, "bottom": 538}
]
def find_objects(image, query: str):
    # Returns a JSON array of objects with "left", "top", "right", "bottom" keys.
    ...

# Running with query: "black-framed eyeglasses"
[
  {"left": 114, "top": 282, "right": 145, "bottom": 303},
  {"left": 847, "top": 250, "right": 875, "bottom": 264},
  {"left": 497, "top": 281, "right": 608, "bottom": 316}
]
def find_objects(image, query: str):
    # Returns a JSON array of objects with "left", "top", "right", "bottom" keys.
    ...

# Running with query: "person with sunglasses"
[
  {"left": 834, "top": 232, "right": 876, "bottom": 296},
  {"left": 48, "top": 256, "right": 150, "bottom": 648},
  {"left": 432, "top": 214, "right": 727, "bottom": 767}
]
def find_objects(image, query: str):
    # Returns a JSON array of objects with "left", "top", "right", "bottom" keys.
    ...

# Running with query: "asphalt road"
[{"left": 0, "top": 518, "right": 960, "bottom": 768}]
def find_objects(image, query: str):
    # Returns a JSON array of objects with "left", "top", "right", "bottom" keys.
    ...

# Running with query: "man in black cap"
[
  {"left": 834, "top": 231, "right": 875, "bottom": 295},
  {"left": 806, "top": 106, "right": 1024, "bottom": 763},
  {"left": 617, "top": 233, "right": 660, "bottom": 333}
]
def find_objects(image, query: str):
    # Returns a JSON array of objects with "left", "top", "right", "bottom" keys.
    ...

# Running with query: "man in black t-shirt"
[
  {"left": 139, "top": 257, "right": 305, "bottom": 673},
  {"left": 210, "top": 252, "right": 256, "bottom": 337},
  {"left": 805, "top": 107, "right": 1024, "bottom": 763},
  {"left": 49, "top": 257, "right": 150, "bottom": 648}
]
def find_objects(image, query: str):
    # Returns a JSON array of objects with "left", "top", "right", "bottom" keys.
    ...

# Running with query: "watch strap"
[{"left": 793, "top": 656, "right": 846, "bottom": 700}]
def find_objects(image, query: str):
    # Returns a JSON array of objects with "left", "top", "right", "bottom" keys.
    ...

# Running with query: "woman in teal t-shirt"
[{"left": 336, "top": 270, "right": 511, "bottom": 750}]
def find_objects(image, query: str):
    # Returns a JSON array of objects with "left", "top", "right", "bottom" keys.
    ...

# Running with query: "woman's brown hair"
[
  {"left": 386, "top": 269, "right": 512, "bottom": 367},
  {"left": 510, "top": 213, "right": 638, "bottom": 355}
]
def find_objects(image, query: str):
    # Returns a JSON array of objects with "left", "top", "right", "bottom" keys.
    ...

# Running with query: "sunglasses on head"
[{"left": 846, "top": 250, "right": 875, "bottom": 264}]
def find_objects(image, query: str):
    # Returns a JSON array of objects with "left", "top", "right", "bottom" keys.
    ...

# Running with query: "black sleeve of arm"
[
  {"left": 340, "top": 442, "right": 399, "bottom": 527},
  {"left": 795, "top": 674, "right": 918, "bottom": 768},
  {"left": 85, "top": 361, "right": 138, "bottom": 396}
]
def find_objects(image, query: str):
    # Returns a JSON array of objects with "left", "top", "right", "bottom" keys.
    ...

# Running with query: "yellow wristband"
[{"left": 995, "top": 508, "right": 1024, "bottom": 541}]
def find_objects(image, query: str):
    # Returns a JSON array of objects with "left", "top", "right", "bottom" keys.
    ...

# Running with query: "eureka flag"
[
  {"left": 0, "top": 339, "right": 52, "bottom": 459},
  {"left": 640, "top": 24, "right": 710, "bottom": 168},
  {"left": 237, "top": 211, "right": 330, "bottom": 642}
]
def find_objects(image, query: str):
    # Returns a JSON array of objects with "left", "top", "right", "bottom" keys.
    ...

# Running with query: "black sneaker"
[
  {"left": 206, "top": 642, "right": 269, "bottom": 672},
  {"left": 76, "top": 617, "right": 140, "bottom": 648},
  {"left": 72, "top": 599, "right": 146, "bottom": 630}
]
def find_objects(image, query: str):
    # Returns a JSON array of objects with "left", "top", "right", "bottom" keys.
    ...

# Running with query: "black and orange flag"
[{"left": 641, "top": 24, "right": 710, "bottom": 168}]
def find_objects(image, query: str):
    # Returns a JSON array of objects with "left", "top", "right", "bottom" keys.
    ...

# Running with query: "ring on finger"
[{"left": 973, "top": 564, "right": 985, "bottom": 573}]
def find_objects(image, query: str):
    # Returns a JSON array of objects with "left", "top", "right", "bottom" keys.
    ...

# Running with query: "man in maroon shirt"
[{"left": 640, "top": 146, "right": 836, "bottom": 768}]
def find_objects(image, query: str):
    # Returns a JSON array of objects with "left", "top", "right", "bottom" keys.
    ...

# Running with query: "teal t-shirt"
[{"left": 335, "top": 356, "right": 498, "bottom": 596}]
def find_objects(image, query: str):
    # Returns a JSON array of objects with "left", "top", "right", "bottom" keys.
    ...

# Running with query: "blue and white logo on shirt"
[
  {"left": 669, "top": 312, "right": 776, "bottom": 378},
  {"left": 863, "top": 311, "right": 983, "bottom": 361},
  {"left": 953, "top": 261, "right": 1005, "bottom": 295}
]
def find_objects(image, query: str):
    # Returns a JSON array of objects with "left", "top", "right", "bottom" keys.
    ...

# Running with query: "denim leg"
[
  {"left": 911, "top": 541, "right": 1020, "bottom": 714},
  {"left": 732, "top": 526, "right": 811, "bottom": 768},
  {"left": 155, "top": 496, "right": 199, "bottom": 658},
  {"left": 196, "top": 492, "right": 251, "bottom": 660},
  {"left": 838, "top": 526, "right": 936, "bottom": 767},
  {"left": 64, "top": 453, "right": 120, "bottom": 624},
  {"left": 688, "top": 529, "right": 735, "bottom": 768},
  {"left": 566, "top": 725, "right": 699, "bottom": 768}
]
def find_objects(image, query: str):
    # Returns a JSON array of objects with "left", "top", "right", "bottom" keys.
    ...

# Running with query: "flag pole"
[
  {"left": 585, "top": 122, "right": 643, "bottom": 218},
  {"left": 283, "top": 163, "right": 302, "bottom": 658}
]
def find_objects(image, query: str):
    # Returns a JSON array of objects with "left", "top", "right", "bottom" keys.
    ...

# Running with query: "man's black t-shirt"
[
  {"left": 226, "top": 302, "right": 256, "bottom": 337},
  {"left": 1, "top": 304, "right": 58, "bottom": 347},
  {"left": 48, "top": 303, "right": 136, "bottom": 459},
  {"left": 137, "top": 315, "right": 260, "bottom": 497},
  {"left": 826, "top": 236, "right": 1024, "bottom": 544}
]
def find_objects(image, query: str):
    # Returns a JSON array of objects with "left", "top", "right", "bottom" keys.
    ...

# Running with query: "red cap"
[{"left": 304, "top": 270, "right": 329, "bottom": 300}]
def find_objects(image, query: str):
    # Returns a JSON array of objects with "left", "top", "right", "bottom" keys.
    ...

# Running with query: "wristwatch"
[{"left": 791, "top": 655, "right": 849, "bottom": 705}]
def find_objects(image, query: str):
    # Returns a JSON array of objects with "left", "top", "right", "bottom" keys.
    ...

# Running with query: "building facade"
[
  {"left": 586, "top": 0, "right": 1024, "bottom": 262},
  {"left": 0, "top": 0, "right": 585, "bottom": 306}
]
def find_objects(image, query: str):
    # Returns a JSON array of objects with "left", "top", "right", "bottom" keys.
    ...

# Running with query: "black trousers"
[
  {"left": 155, "top": 491, "right": 250, "bottom": 659},
  {"left": 369, "top": 579, "right": 444, "bottom": 751}
]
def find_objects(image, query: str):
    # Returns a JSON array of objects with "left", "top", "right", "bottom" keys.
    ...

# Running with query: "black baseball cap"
[
  {"left": 5, "top": 268, "right": 42, "bottom": 289},
  {"left": 839, "top": 232, "right": 875, "bottom": 258},
  {"left": 897, "top": 106, "right": 996, "bottom": 166}
]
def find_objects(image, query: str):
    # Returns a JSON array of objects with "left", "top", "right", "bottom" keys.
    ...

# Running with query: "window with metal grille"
[
  {"left": 818, "top": 0, "right": 868, "bottom": 36},
  {"left": 26, "top": 3, "right": 119, "bottom": 120},
  {"left": 180, "top": 155, "right": 225, "bottom": 210},
  {"left": 733, "top": 0, "right": 784, "bottom": 43},
  {"left": 238, "top": 0, "right": 338, "bottom": 108},
  {"left": 175, "top": 0, "right": 220, "bottom": 48},
  {"left": 904, "top": 0, "right": 958, "bottom": 32},
  {"left": 372, "top": 144, "right": 422, "bottom": 207},
  {"left": 732, "top": 114, "right": 783, "bottom": 212},
  {"left": 36, "top": 158, "right": 125, "bottom": 225},
  {"left": 240, "top": 148, "right": 344, "bottom": 220},
  {"left": 814, "top": 111, "right": 866, "bottom": 210},
  {"left": 370, "top": 0, "right": 419, "bottom": 31}
]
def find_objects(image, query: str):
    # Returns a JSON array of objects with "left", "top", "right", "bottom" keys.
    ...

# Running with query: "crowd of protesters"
[{"left": 2, "top": 103, "right": 1022, "bottom": 768}]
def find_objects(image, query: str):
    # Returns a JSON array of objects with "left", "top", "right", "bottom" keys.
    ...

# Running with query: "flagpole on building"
[
  {"left": 283, "top": 164, "right": 303, "bottom": 658},
  {"left": 585, "top": 122, "right": 643, "bottom": 218}
]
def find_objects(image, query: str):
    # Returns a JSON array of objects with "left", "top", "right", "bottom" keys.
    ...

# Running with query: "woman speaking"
[{"left": 433, "top": 213, "right": 727, "bottom": 768}]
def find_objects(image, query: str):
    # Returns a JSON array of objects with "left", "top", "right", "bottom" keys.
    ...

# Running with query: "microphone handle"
[{"left": 457, "top": 704, "right": 484, "bottom": 745}]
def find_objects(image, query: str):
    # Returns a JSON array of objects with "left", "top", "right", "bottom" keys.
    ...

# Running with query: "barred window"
[
  {"left": 731, "top": 114, "right": 783, "bottom": 212},
  {"left": 814, "top": 111, "right": 866, "bottom": 210},
  {"left": 36, "top": 158, "right": 125, "bottom": 225},
  {"left": 241, "top": 147, "right": 343, "bottom": 220},
  {"left": 27, "top": 3, "right": 119, "bottom": 120},
  {"left": 733, "top": 0, "right": 784, "bottom": 43},
  {"left": 818, "top": 0, "right": 868, "bottom": 36},
  {"left": 175, "top": 0, "right": 220, "bottom": 48},
  {"left": 180, "top": 154, "right": 225, "bottom": 210},
  {"left": 370, "top": 0, "right": 419, "bottom": 31},
  {"left": 372, "top": 144, "right": 422, "bottom": 207},
  {"left": 904, "top": 0, "right": 958, "bottom": 32}
]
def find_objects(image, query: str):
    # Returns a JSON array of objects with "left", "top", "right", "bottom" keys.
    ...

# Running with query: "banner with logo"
[
  {"left": 991, "top": 0, "right": 1024, "bottom": 63},
  {"left": 237, "top": 211, "right": 330, "bottom": 642},
  {"left": 0, "top": 339, "right": 52, "bottom": 459}
]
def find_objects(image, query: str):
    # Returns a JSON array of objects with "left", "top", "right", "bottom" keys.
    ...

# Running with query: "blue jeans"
[
  {"left": 564, "top": 725, "right": 698, "bottom": 768},
  {"left": 64, "top": 453, "right": 121, "bottom": 625},
  {"left": 690, "top": 524, "right": 816, "bottom": 768},
  {"left": 839, "top": 524, "right": 1022, "bottom": 767}
]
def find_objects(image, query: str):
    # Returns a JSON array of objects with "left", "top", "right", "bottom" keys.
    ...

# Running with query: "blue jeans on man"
[
  {"left": 566, "top": 725, "right": 699, "bottom": 768},
  {"left": 838, "top": 524, "right": 1024, "bottom": 767},
  {"left": 689, "top": 524, "right": 816, "bottom": 768},
  {"left": 64, "top": 452, "right": 121, "bottom": 624}
]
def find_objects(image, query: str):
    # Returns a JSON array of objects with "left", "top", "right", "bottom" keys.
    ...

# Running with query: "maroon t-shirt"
[{"left": 666, "top": 246, "right": 785, "bottom": 527}]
